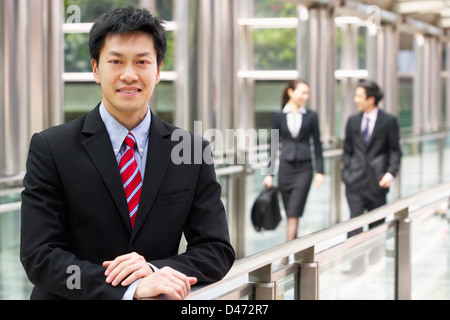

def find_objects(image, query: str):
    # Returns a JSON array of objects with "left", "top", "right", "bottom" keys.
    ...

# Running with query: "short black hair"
[
  {"left": 358, "top": 80, "right": 384, "bottom": 106},
  {"left": 89, "top": 7, "right": 167, "bottom": 67}
]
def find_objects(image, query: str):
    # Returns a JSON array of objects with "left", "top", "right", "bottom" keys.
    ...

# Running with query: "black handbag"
[{"left": 251, "top": 187, "right": 281, "bottom": 232}]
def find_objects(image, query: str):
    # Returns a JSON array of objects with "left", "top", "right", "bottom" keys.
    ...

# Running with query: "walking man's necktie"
[
  {"left": 119, "top": 132, "right": 142, "bottom": 227},
  {"left": 363, "top": 117, "right": 371, "bottom": 144}
]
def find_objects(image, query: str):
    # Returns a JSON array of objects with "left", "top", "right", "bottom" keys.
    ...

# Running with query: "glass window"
[
  {"left": 336, "top": 27, "right": 342, "bottom": 70},
  {"left": 152, "top": 81, "right": 175, "bottom": 124},
  {"left": 154, "top": 0, "right": 174, "bottom": 21},
  {"left": 358, "top": 27, "right": 367, "bottom": 70},
  {"left": 398, "top": 77, "right": 413, "bottom": 130},
  {"left": 253, "top": 28, "right": 296, "bottom": 70},
  {"left": 64, "top": 82, "right": 102, "bottom": 122},
  {"left": 253, "top": 0, "right": 297, "bottom": 18},
  {"left": 161, "top": 30, "right": 175, "bottom": 72},
  {"left": 398, "top": 33, "right": 415, "bottom": 73},
  {"left": 254, "top": 81, "right": 285, "bottom": 130},
  {"left": 64, "top": 0, "right": 141, "bottom": 23},
  {"left": 398, "top": 33, "right": 414, "bottom": 132},
  {"left": 64, "top": 33, "right": 90, "bottom": 73}
]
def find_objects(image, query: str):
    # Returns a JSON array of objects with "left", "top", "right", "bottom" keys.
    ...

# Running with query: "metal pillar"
[
  {"left": 1, "top": 0, "right": 28, "bottom": 177},
  {"left": 447, "top": 42, "right": 450, "bottom": 129},
  {"left": 173, "top": 0, "right": 192, "bottom": 130},
  {"left": 0, "top": 0, "right": 63, "bottom": 178},
  {"left": 295, "top": 247, "right": 319, "bottom": 300},
  {"left": 308, "top": 7, "right": 336, "bottom": 143},
  {"left": 376, "top": 24, "right": 399, "bottom": 115},
  {"left": 395, "top": 208, "right": 412, "bottom": 300},
  {"left": 249, "top": 265, "right": 277, "bottom": 299}
]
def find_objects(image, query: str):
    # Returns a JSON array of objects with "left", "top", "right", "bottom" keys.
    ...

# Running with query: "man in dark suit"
[
  {"left": 20, "top": 7, "right": 235, "bottom": 300},
  {"left": 342, "top": 80, "right": 402, "bottom": 237}
]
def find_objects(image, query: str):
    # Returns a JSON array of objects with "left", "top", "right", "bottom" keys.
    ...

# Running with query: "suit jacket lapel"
[
  {"left": 131, "top": 113, "right": 172, "bottom": 239},
  {"left": 281, "top": 110, "right": 307, "bottom": 140},
  {"left": 296, "top": 109, "right": 309, "bottom": 140},
  {"left": 371, "top": 109, "right": 384, "bottom": 137},
  {"left": 355, "top": 113, "right": 367, "bottom": 146},
  {"left": 367, "top": 109, "right": 385, "bottom": 148},
  {"left": 81, "top": 105, "right": 132, "bottom": 233}
]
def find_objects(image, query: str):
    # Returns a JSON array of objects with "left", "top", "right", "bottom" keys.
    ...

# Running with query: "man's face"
[
  {"left": 354, "top": 86, "right": 374, "bottom": 113},
  {"left": 92, "top": 31, "right": 161, "bottom": 122}
]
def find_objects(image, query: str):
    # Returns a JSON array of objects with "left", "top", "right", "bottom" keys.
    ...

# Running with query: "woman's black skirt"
[{"left": 278, "top": 160, "right": 313, "bottom": 218}]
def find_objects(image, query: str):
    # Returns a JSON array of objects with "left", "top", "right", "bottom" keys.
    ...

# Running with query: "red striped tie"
[{"left": 119, "top": 132, "right": 142, "bottom": 228}]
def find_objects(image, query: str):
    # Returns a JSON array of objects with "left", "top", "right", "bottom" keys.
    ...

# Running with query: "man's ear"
[{"left": 91, "top": 59, "right": 101, "bottom": 84}]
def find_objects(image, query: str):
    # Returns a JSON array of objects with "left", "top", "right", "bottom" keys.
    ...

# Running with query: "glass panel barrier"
[
  {"left": 0, "top": 207, "right": 33, "bottom": 300},
  {"left": 421, "top": 138, "right": 440, "bottom": 188},
  {"left": 276, "top": 273, "right": 296, "bottom": 300},
  {"left": 243, "top": 153, "right": 337, "bottom": 256},
  {"left": 411, "top": 210, "right": 450, "bottom": 299},
  {"left": 445, "top": 136, "right": 450, "bottom": 182},
  {"left": 318, "top": 228, "right": 396, "bottom": 300}
]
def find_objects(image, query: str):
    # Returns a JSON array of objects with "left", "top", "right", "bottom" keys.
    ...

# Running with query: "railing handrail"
[
  {"left": 188, "top": 181, "right": 450, "bottom": 298},
  {"left": 0, "top": 201, "right": 21, "bottom": 214},
  {"left": 0, "top": 172, "right": 25, "bottom": 184}
]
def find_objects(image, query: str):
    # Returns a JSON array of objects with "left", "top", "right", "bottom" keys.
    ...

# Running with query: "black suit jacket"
[
  {"left": 20, "top": 105, "right": 235, "bottom": 300},
  {"left": 272, "top": 109, "right": 324, "bottom": 174},
  {"left": 341, "top": 109, "right": 402, "bottom": 195}
]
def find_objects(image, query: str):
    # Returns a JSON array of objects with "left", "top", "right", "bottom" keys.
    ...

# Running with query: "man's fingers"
[
  {"left": 134, "top": 267, "right": 197, "bottom": 300},
  {"left": 103, "top": 252, "right": 152, "bottom": 286},
  {"left": 103, "top": 254, "right": 128, "bottom": 276}
]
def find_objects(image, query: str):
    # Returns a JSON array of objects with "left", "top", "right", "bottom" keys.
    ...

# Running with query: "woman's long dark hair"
[{"left": 280, "top": 79, "right": 310, "bottom": 109}]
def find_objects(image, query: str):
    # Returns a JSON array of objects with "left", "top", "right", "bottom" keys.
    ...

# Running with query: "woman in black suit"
[{"left": 264, "top": 79, "right": 324, "bottom": 250}]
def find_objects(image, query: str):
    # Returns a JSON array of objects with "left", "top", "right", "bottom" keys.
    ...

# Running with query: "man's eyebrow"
[
  {"left": 136, "top": 51, "right": 152, "bottom": 57},
  {"left": 107, "top": 51, "right": 152, "bottom": 58}
]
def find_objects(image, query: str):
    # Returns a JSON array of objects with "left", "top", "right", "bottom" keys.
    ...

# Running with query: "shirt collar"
[
  {"left": 282, "top": 104, "right": 307, "bottom": 114},
  {"left": 363, "top": 107, "right": 379, "bottom": 120},
  {"left": 99, "top": 101, "right": 151, "bottom": 157}
]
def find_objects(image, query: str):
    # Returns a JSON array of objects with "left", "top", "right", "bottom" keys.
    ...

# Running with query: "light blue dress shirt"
[
  {"left": 99, "top": 101, "right": 151, "bottom": 300},
  {"left": 99, "top": 101, "right": 150, "bottom": 176}
]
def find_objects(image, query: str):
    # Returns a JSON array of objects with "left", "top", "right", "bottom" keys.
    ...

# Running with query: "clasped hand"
[{"left": 103, "top": 252, "right": 197, "bottom": 300}]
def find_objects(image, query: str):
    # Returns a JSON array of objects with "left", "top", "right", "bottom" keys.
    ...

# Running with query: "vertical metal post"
[
  {"left": 308, "top": 7, "right": 336, "bottom": 142},
  {"left": 173, "top": 0, "right": 188, "bottom": 129},
  {"left": 228, "top": 167, "right": 247, "bottom": 259},
  {"left": 395, "top": 208, "right": 412, "bottom": 300},
  {"left": 48, "top": 0, "right": 64, "bottom": 128},
  {"left": 0, "top": 0, "right": 4, "bottom": 178},
  {"left": 295, "top": 247, "right": 319, "bottom": 300},
  {"left": 213, "top": 0, "right": 235, "bottom": 135},
  {"left": 249, "top": 265, "right": 276, "bottom": 300},
  {"left": 197, "top": 0, "right": 214, "bottom": 130},
  {"left": 377, "top": 24, "right": 398, "bottom": 115},
  {"left": 296, "top": 5, "right": 309, "bottom": 80},
  {"left": 413, "top": 33, "right": 425, "bottom": 135},
  {"left": 1, "top": 0, "right": 28, "bottom": 177},
  {"left": 1, "top": 0, "right": 64, "bottom": 178},
  {"left": 446, "top": 42, "right": 450, "bottom": 128},
  {"left": 331, "top": 144, "right": 342, "bottom": 225},
  {"left": 235, "top": 0, "right": 255, "bottom": 134}
]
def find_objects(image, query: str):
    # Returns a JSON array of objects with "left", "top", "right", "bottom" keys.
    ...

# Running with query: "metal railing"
[{"left": 188, "top": 182, "right": 450, "bottom": 300}]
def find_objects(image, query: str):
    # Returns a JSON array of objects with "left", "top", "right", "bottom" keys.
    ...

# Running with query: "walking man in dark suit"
[
  {"left": 342, "top": 80, "right": 402, "bottom": 238},
  {"left": 20, "top": 7, "right": 235, "bottom": 300}
]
